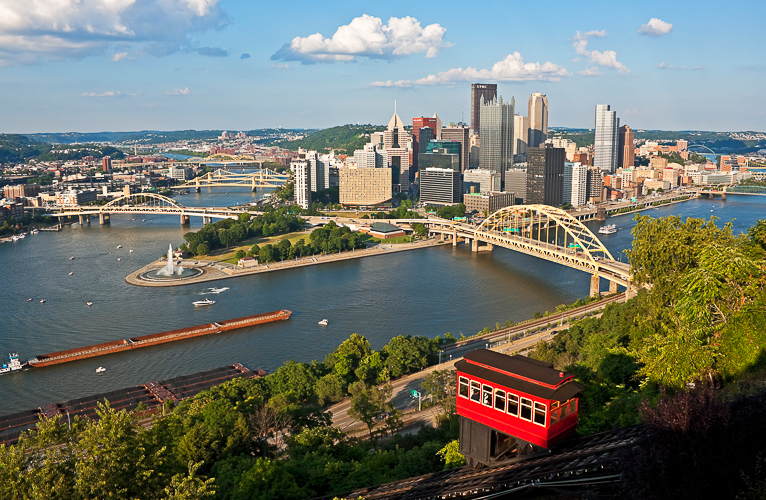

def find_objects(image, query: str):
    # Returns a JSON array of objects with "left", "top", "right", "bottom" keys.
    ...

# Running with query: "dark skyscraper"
[
  {"left": 618, "top": 124, "right": 635, "bottom": 169},
  {"left": 526, "top": 144, "right": 565, "bottom": 206},
  {"left": 471, "top": 83, "right": 497, "bottom": 134},
  {"left": 440, "top": 125, "right": 470, "bottom": 172}
]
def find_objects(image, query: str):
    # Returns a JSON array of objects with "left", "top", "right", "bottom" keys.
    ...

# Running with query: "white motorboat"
[
  {"left": 193, "top": 298, "right": 216, "bottom": 307},
  {"left": 318, "top": 319, "right": 329, "bottom": 326},
  {"left": 87, "top": 302, "right": 93, "bottom": 306},
  {"left": 96, "top": 366, "right": 106, "bottom": 373},
  {"left": 40, "top": 299, "right": 46, "bottom": 303},
  {"left": 117, "top": 245, "right": 122, "bottom": 249},
  {"left": 70, "top": 256, "right": 75, "bottom": 260},
  {"left": 117, "top": 258, "right": 121, "bottom": 261},
  {"left": 598, "top": 224, "right": 618, "bottom": 235},
  {"left": 129, "top": 249, "right": 134, "bottom": 253},
  {"left": 69, "top": 272, "right": 73, "bottom": 276},
  {"left": 27, "top": 298, "right": 32, "bottom": 302}
]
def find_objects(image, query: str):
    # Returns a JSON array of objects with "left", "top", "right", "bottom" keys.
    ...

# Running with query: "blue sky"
[{"left": 1, "top": 0, "right": 763, "bottom": 133}]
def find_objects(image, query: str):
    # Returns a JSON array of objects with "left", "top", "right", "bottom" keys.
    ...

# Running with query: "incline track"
[{"left": 324, "top": 426, "right": 640, "bottom": 500}]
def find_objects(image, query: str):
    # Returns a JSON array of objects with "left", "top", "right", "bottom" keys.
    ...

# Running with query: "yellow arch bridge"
[
  {"left": 425, "top": 205, "right": 632, "bottom": 297},
  {"left": 174, "top": 168, "right": 290, "bottom": 192}
]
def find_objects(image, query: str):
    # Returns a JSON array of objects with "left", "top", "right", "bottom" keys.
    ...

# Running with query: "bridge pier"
[
  {"left": 79, "top": 215, "right": 84, "bottom": 225},
  {"left": 590, "top": 274, "right": 601, "bottom": 297},
  {"left": 721, "top": 193, "right": 727, "bottom": 201},
  {"left": 203, "top": 216, "right": 211, "bottom": 225},
  {"left": 181, "top": 215, "right": 190, "bottom": 226},
  {"left": 609, "top": 280, "right": 619, "bottom": 294},
  {"left": 709, "top": 193, "right": 714, "bottom": 199},
  {"left": 453, "top": 232, "right": 458, "bottom": 247},
  {"left": 99, "top": 213, "right": 110, "bottom": 225},
  {"left": 471, "top": 239, "right": 494, "bottom": 252},
  {"left": 195, "top": 187, "right": 201, "bottom": 193},
  {"left": 595, "top": 207, "right": 607, "bottom": 221}
]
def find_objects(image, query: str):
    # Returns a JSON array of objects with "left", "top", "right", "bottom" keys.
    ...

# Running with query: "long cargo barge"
[{"left": 27, "top": 310, "right": 292, "bottom": 368}]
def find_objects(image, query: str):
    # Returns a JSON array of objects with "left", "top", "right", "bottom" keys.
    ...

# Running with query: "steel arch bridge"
[
  {"left": 205, "top": 153, "right": 258, "bottom": 162},
  {"left": 175, "top": 168, "right": 290, "bottom": 191},
  {"left": 687, "top": 144, "right": 716, "bottom": 155},
  {"left": 427, "top": 205, "right": 632, "bottom": 296},
  {"left": 104, "top": 192, "right": 184, "bottom": 209}
]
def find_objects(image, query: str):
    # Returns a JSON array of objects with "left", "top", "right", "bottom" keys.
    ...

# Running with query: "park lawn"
[
  {"left": 364, "top": 235, "right": 415, "bottom": 244},
  {"left": 198, "top": 231, "right": 312, "bottom": 262}
]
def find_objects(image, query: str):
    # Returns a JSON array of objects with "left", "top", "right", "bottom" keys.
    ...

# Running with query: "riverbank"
[
  {"left": 126, "top": 238, "right": 448, "bottom": 287},
  {"left": 608, "top": 193, "right": 697, "bottom": 219}
]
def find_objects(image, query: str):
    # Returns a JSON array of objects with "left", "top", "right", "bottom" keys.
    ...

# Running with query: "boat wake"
[{"left": 200, "top": 287, "right": 230, "bottom": 295}]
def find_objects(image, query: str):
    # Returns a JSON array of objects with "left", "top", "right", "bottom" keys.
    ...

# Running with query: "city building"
[
  {"left": 353, "top": 143, "right": 385, "bottom": 169},
  {"left": 339, "top": 166, "right": 392, "bottom": 206},
  {"left": 464, "top": 168, "right": 501, "bottom": 193},
  {"left": 527, "top": 93, "right": 549, "bottom": 148},
  {"left": 102, "top": 157, "right": 111, "bottom": 172},
  {"left": 364, "top": 222, "right": 406, "bottom": 240},
  {"left": 168, "top": 165, "right": 193, "bottom": 181},
  {"left": 650, "top": 156, "right": 668, "bottom": 169},
  {"left": 55, "top": 189, "right": 98, "bottom": 206},
  {"left": 441, "top": 125, "right": 470, "bottom": 172},
  {"left": 471, "top": 83, "right": 497, "bottom": 134},
  {"left": 563, "top": 162, "right": 587, "bottom": 207},
  {"left": 548, "top": 138, "right": 577, "bottom": 161},
  {"left": 479, "top": 94, "right": 514, "bottom": 190},
  {"left": 618, "top": 125, "right": 635, "bottom": 169},
  {"left": 412, "top": 117, "right": 437, "bottom": 168},
  {"left": 586, "top": 167, "right": 603, "bottom": 203},
  {"left": 469, "top": 133, "right": 480, "bottom": 168},
  {"left": 291, "top": 156, "right": 311, "bottom": 209},
  {"left": 419, "top": 168, "right": 462, "bottom": 206},
  {"left": 513, "top": 114, "right": 529, "bottom": 157},
  {"left": 463, "top": 191, "right": 515, "bottom": 215},
  {"left": 3, "top": 184, "right": 40, "bottom": 198},
  {"left": 383, "top": 110, "right": 413, "bottom": 193},
  {"left": 594, "top": 104, "right": 620, "bottom": 173},
  {"left": 418, "top": 148, "right": 460, "bottom": 173},
  {"left": 505, "top": 168, "right": 527, "bottom": 204},
  {"left": 0, "top": 201, "right": 24, "bottom": 220},
  {"left": 526, "top": 144, "right": 565, "bottom": 206}
]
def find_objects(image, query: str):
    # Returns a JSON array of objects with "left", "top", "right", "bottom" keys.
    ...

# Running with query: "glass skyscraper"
[
  {"left": 479, "top": 94, "right": 514, "bottom": 190},
  {"left": 594, "top": 104, "right": 620, "bottom": 173}
]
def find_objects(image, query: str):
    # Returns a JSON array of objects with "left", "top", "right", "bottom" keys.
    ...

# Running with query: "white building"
[
  {"left": 464, "top": 168, "right": 501, "bottom": 193},
  {"left": 563, "top": 162, "right": 587, "bottom": 207},
  {"left": 594, "top": 104, "right": 619, "bottom": 173},
  {"left": 291, "top": 157, "right": 310, "bottom": 209}
]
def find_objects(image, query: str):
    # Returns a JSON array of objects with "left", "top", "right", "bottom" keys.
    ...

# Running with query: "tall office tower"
[
  {"left": 526, "top": 144, "right": 565, "bottom": 206},
  {"left": 527, "top": 93, "right": 549, "bottom": 148},
  {"left": 383, "top": 110, "right": 412, "bottom": 193},
  {"left": 594, "top": 104, "right": 620, "bottom": 173},
  {"left": 513, "top": 114, "right": 529, "bottom": 156},
  {"left": 440, "top": 125, "right": 470, "bottom": 172},
  {"left": 469, "top": 133, "right": 480, "bottom": 168},
  {"left": 291, "top": 157, "right": 311, "bottom": 209},
  {"left": 586, "top": 167, "right": 603, "bottom": 203},
  {"left": 432, "top": 112, "right": 442, "bottom": 139},
  {"left": 470, "top": 83, "right": 497, "bottom": 134},
  {"left": 419, "top": 168, "right": 462, "bottom": 206},
  {"left": 618, "top": 124, "right": 635, "bottom": 169},
  {"left": 505, "top": 168, "right": 527, "bottom": 203},
  {"left": 102, "top": 157, "right": 111, "bottom": 172},
  {"left": 412, "top": 117, "right": 437, "bottom": 169},
  {"left": 479, "top": 94, "right": 514, "bottom": 190},
  {"left": 563, "top": 162, "right": 588, "bottom": 207}
]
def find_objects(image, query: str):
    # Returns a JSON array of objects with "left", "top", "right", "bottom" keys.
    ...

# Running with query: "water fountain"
[{"left": 157, "top": 244, "right": 184, "bottom": 276}]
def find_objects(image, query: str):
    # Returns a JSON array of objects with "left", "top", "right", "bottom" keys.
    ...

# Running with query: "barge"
[{"left": 27, "top": 310, "right": 292, "bottom": 368}]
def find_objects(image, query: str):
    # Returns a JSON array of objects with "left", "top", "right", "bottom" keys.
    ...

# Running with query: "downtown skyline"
[{"left": 0, "top": 0, "right": 763, "bottom": 133}]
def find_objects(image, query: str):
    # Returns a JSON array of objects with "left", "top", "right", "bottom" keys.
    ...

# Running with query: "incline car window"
[
  {"left": 550, "top": 401, "right": 560, "bottom": 425},
  {"left": 534, "top": 402, "right": 546, "bottom": 426},
  {"left": 494, "top": 389, "right": 506, "bottom": 412},
  {"left": 459, "top": 377, "right": 469, "bottom": 398},
  {"left": 507, "top": 394, "right": 519, "bottom": 416},
  {"left": 470, "top": 381, "right": 481, "bottom": 402},
  {"left": 482, "top": 384, "right": 492, "bottom": 406},
  {"left": 520, "top": 398, "right": 533, "bottom": 421}
]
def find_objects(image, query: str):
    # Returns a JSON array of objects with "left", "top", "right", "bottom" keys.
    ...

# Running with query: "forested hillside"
[{"left": 270, "top": 124, "right": 386, "bottom": 154}]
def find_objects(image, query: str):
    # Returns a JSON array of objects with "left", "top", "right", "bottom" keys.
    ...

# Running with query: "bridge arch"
[
  {"left": 475, "top": 205, "right": 615, "bottom": 268},
  {"left": 104, "top": 193, "right": 186, "bottom": 209},
  {"left": 687, "top": 144, "right": 716, "bottom": 155}
]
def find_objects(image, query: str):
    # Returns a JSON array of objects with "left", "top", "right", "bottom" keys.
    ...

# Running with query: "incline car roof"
[{"left": 456, "top": 350, "right": 584, "bottom": 401}]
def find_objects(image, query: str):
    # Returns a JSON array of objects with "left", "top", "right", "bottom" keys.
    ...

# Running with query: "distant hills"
[{"left": 266, "top": 124, "right": 386, "bottom": 154}]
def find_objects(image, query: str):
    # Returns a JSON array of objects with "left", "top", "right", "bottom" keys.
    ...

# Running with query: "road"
[{"left": 329, "top": 293, "right": 626, "bottom": 434}]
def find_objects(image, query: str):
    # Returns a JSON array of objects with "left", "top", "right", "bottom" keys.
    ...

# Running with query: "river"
[{"left": 0, "top": 189, "right": 763, "bottom": 415}]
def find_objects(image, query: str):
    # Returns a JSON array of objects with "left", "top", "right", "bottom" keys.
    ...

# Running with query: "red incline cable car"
[{"left": 455, "top": 349, "right": 585, "bottom": 467}]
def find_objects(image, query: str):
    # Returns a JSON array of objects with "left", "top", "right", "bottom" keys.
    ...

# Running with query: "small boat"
[
  {"left": 0, "top": 353, "right": 25, "bottom": 374},
  {"left": 40, "top": 299, "right": 46, "bottom": 303},
  {"left": 132, "top": 218, "right": 136, "bottom": 221},
  {"left": 87, "top": 302, "right": 93, "bottom": 306},
  {"left": 117, "top": 257, "right": 121, "bottom": 261},
  {"left": 30, "top": 229, "right": 39, "bottom": 235},
  {"left": 129, "top": 249, "right": 134, "bottom": 253},
  {"left": 69, "top": 272, "right": 74, "bottom": 276},
  {"left": 193, "top": 298, "right": 216, "bottom": 307},
  {"left": 70, "top": 256, "right": 75, "bottom": 260},
  {"left": 318, "top": 319, "right": 329, "bottom": 326},
  {"left": 710, "top": 209, "right": 714, "bottom": 212},
  {"left": 598, "top": 224, "right": 618, "bottom": 235},
  {"left": 142, "top": 219, "right": 146, "bottom": 222},
  {"left": 117, "top": 245, "right": 122, "bottom": 249},
  {"left": 27, "top": 298, "right": 33, "bottom": 302},
  {"left": 96, "top": 366, "right": 106, "bottom": 373}
]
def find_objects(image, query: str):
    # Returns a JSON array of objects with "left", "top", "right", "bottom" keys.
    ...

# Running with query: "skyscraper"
[
  {"left": 526, "top": 144, "right": 565, "bottom": 206},
  {"left": 527, "top": 93, "right": 549, "bottom": 148},
  {"left": 471, "top": 83, "right": 497, "bottom": 134},
  {"left": 441, "top": 125, "right": 470, "bottom": 172},
  {"left": 618, "top": 124, "right": 635, "bottom": 169},
  {"left": 513, "top": 114, "right": 529, "bottom": 156},
  {"left": 479, "top": 94, "right": 514, "bottom": 189},
  {"left": 412, "top": 117, "right": 437, "bottom": 170},
  {"left": 563, "top": 162, "right": 587, "bottom": 207},
  {"left": 383, "top": 110, "right": 412, "bottom": 193},
  {"left": 594, "top": 104, "right": 620, "bottom": 173}
]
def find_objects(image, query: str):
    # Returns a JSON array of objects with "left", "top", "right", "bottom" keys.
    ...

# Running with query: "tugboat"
[
  {"left": 0, "top": 353, "right": 26, "bottom": 374},
  {"left": 598, "top": 224, "right": 618, "bottom": 235},
  {"left": 193, "top": 298, "right": 216, "bottom": 307}
]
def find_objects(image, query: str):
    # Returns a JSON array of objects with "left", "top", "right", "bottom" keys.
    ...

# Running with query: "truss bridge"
[{"left": 174, "top": 168, "right": 290, "bottom": 192}]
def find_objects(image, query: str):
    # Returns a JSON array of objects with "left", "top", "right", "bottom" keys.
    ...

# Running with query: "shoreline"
[
  {"left": 607, "top": 194, "right": 696, "bottom": 218},
  {"left": 126, "top": 239, "right": 448, "bottom": 287}
]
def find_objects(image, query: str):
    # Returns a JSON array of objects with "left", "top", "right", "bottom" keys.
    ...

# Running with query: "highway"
[{"left": 329, "top": 292, "right": 626, "bottom": 434}]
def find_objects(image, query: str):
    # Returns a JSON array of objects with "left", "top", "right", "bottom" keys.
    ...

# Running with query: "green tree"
[
  {"left": 421, "top": 370, "right": 457, "bottom": 421},
  {"left": 347, "top": 381, "right": 392, "bottom": 443},
  {"left": 268, "top": 360, "right": 317, "bottom": 401},
  {"left": 382, "top": 335, "right": 439, "bottom": 378},
  {"left": 436, "top": 440, "right": 465, "bottom": 470},
  {"left": 196, "top": 243, "right": 210, "bottom": 256},
  {"left": 325, "top": 334, "right": 372, "bottom": 382},
  {"left": 163, "top": 462, "right": 216, "bottom": 500},
  {"left": 315, "top": 372, "right": 346, "bottom": 406}
]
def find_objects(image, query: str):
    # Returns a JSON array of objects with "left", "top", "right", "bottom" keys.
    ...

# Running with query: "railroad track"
[{"left": 323, "top": 426, "right": 640, "bottom": 500}]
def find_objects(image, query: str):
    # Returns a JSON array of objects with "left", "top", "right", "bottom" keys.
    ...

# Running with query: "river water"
[{"left": 1, "top": 189, "right": 763, "bottom": 415}]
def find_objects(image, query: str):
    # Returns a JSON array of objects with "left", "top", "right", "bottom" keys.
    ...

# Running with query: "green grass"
[
  {"left": 198, "top": 231, "right": 312, "bottom": 262},
  {"left": 364, "top": 235, "right": 415, "bottom": 244}
]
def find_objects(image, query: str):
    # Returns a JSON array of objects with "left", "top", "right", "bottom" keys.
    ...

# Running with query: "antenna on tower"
[
  {"left": 394, "top": 100, "right": 397, "bottom": 115},
  {"left": 461, "top": 106, "right": 464, "bottom": 124}
]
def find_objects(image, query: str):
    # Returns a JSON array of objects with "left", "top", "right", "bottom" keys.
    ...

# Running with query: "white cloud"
[
  {"left": 0, "top": 0, "right": 228, "bottom": 66},
  {"left": 572, "top": 30, "right": 629, "bottom": 73},
  {"left": 369, "top": 80, "right": 413, "bottom": 88},
  {"left": 164, "top": 87, "right": 190, "bottom": 95},
  {"left": 579, "top": 67, "right": 602, "bottom": 76},
  {"left": 80, "top": 91, "right": 122, "bottom": 97},
  {"left": 271, "top": 14, "right": 450, "bottom": 63},
  {"left": 270, "top": 64, "right": 290, "bottom": 69},
  {"left": 638, "top": 18, "right": 673, "bottom": 36},
  {"left": 378, "top": 52, "right": 569, "bottom": 87}
]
